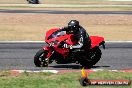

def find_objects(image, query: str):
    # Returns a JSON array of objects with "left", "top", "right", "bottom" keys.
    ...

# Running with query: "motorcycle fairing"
[
  {"left": 90, "top": 36, "right": 105, "bottom": 49},
  {"left": 44, "top": 34, "right": 77, "bottom": 57},
  {"left": 44, "top": 28, "right": 78, "bottom": 57},
  {"left": 45, "top": 28, "right": 60, "bottom": 41},
  {"left": 42, "top": 46, "right": 53, "bottom": 58},
  {"left": 44, "top": 28, "right": 105, "bottom": 58}
]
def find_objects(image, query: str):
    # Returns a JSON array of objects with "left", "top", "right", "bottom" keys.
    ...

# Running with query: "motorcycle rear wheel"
[
  {"left": 34, "top": 49, "right": 48, "bottom": 67},
  {"left": 80, "top": 47, "right": 102, "bottom": 68}
]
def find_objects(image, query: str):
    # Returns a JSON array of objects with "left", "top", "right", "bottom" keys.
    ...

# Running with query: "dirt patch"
[
  {"left": 0, "top": 13, "right": 132, "bottom": 41},
  {"left": 0, "top": 70, "right": 21, "bottom": 77}
]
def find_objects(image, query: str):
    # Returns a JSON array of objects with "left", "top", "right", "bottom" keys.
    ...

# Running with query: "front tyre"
[{"left": 34, "top": 49, "right": 48, "bottom": 67}]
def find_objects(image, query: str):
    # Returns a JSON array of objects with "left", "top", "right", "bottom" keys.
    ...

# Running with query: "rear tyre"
[
  {"left": 80, "top": 47, "right": 102, "bottom": 68},
  {"left": 34, "top": 49, "right": 48, "bottom": 67}
]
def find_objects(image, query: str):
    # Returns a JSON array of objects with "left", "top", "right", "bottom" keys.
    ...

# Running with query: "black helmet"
[{"left": 68, "top": 20, "right": 80, "bottom": 32}]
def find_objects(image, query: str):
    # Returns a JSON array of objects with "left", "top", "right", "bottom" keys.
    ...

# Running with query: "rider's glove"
[
  {"left": 63, "top": 44, "right": 69, "bottom": 48},
  {"left": 63, "top": 44, "right": 73, "bottom": 49},
  {"left": 69, "top": 45, "right": 73, "bottom": 49}
]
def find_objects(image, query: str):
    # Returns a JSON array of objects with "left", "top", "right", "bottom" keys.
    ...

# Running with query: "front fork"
[{"left": 43, "top": 46, "right": 54, "bottom": 63}]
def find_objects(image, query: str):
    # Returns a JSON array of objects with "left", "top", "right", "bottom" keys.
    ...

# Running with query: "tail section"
[{"left": 90, "top": 36, "right": 105, "bottom": 49}]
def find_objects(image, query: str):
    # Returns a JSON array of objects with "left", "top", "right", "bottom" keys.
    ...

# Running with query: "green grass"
[
  {"left": 0, "top": 5, "right": 132, "bottom": 10},
  {"left": 0, "top": 6, "right": 30, "bottom": 8},
  {"left": 0, "top": 70, "right": 131, "bottom": 88}
]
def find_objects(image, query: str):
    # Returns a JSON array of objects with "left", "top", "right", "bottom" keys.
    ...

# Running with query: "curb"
[
  {"left": 85, "top": 69, "right": 132, "bottom": 73},
  {"left": 58, "top": 69, "right": 132, "bottom": 74},
  {"left": 10, "top": 69, "right": 132, "bottom": 74}
]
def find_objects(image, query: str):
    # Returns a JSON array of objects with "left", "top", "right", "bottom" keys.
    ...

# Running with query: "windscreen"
[{"left": 47, "top": 31, "right": 66, "bottom": 40}]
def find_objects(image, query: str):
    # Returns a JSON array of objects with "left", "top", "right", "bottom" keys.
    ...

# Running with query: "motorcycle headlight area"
[{"left": 49, "top": 40, "right": 59, "bottom": 46}]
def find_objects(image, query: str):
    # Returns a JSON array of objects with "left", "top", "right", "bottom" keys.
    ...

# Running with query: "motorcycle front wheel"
[{"left": 34, "top": 49, "right": 48, "bottom": 67}]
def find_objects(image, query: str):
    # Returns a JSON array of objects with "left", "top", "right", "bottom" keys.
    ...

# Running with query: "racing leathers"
[{"left": 61, "top": 26, "right": 91, "bottom": 50}]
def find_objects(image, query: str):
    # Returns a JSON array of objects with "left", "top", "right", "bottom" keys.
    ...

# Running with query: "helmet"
[{"left": 68, "top": 20, "right": 80, "bottom": 33}]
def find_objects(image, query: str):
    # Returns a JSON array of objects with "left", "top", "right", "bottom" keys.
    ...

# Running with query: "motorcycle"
[{"left": 34, "top": 28, "right": 105, "bottom": 68}]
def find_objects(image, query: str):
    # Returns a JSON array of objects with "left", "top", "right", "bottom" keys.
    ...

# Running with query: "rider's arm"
[
  {"left": 72, "top": 28, "right": 85, "bottom": 49},
  {"left": 60, "top": 26, "right": 69, "bottom": 31},
  {"left": 72, "top": 36, "right": 84, "bottom": 49},
  {"left": 72, "top": 26, "right": 90, "bottom": 49}
]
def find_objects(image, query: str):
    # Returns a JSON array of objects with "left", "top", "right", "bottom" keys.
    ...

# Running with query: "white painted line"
[
  {"left": 86, "top": 69, "right": 132, "bottom": 73},
  {"left": 91, "top": 69, "right": 104, "bottom": 72},
  {"left": 110, "top": 70, "right": 118, "bottom": 72},
  {"left": 12, "top": 70, "right": 58, "bottom": 74},
  {"left": 0, "top": 41, "right": 44, "bottom": 43},
  {"left": 0, "top": 41, "right": 132, "bottom": 43},
  {"left": 106, "top": 41, "right": 132, "bottom": 43}
]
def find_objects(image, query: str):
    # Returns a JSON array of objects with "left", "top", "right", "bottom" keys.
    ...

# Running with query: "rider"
[{"left": 61, "top": 20, "right": 91, "bottom": 50}]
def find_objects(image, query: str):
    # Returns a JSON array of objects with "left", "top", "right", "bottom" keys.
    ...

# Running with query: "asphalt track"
[
  {"left": 0, "top": 9, "right": 132, "bottom": 14},
  {"left": 0, "top": 42, "right": 132, "bottom": 70},
  {"left": 0, "top": 9, "right": 132, "bottom": 70}
]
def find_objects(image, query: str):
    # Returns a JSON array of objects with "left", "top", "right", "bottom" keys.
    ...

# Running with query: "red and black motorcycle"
[{"left": 34, "top": 28, "right": 105, "bottom": 67}]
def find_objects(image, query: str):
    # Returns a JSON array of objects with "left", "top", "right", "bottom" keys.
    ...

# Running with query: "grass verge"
[
  {"left": 0, "top": 6, "right": 132, "bottom": 11},
  {"left": 0, "top": 70, "right": 131, "bottom": 88}
]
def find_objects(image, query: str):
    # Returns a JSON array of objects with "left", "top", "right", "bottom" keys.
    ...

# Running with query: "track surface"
[
  {"left": 0, "top": 9, "right": 132, "bottom": 71},
  {"left": 0, "top": 42, "right": 132, "bottom": 70},
  {"left": 0, "top": 9, "right": 132, "bottom": 14}
]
